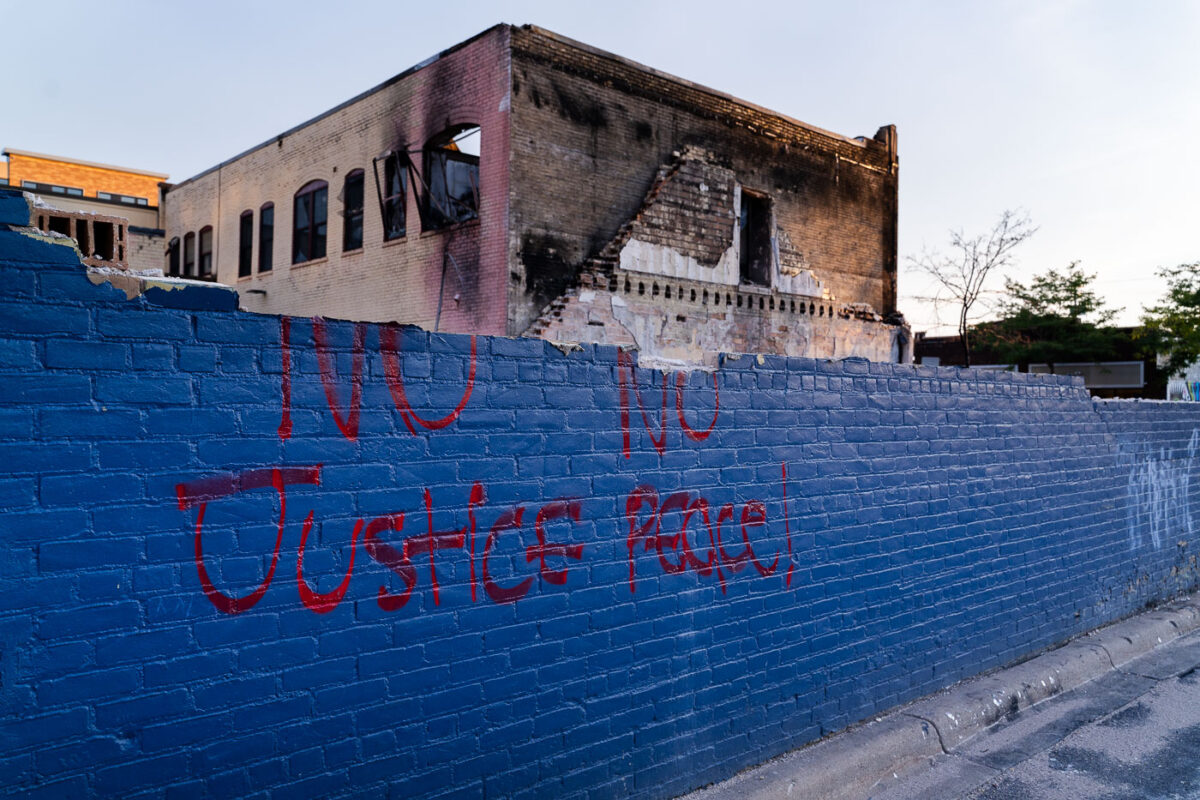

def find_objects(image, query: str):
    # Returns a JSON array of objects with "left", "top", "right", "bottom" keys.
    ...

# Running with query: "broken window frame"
[
  {"left": 292, "top": 180, "right": 328, "bottom": 265},
  {"left": 183, "top": 231, "right": 196, "bottom": 277},
  {"left": 238, "top": 210, "right": 254, "bottom": 278},
  {"left": 421, "top": 125, "right": 480, "bottom": 231},
  {"left": 198, "top": 226, "right": 214, "bottom": 278},
  {"left": 259, "top": 203, "right": 274, "bottom": 273},
  {"left": 371, "top": 151, "right": 408, "bottom": 242},
  {"left": 738, "top": 188, "right": 774, "bottom": 289},
  {"left": 342, "top": 169, "right": 365, "bottom": 251}
]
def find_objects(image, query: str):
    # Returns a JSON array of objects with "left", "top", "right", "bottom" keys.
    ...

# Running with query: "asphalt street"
[{"left": 875, "top": 629, "right": 1200, "bottom": 800}]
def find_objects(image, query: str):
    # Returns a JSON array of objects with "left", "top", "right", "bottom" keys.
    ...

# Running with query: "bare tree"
[{"left": 909, "top": 210, "right": 1037, "bottom": 366}]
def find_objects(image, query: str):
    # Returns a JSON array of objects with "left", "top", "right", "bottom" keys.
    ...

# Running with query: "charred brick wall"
[
  {"left": 507, "top": 26, "right": 899, "bottom": 337},
  {"left": 162, "top": 26, "right": 512, "bottom": 337},
  {"left": 5, "top": 194, "right": 1198, "bottom": 800},
  {"left": 528, "top": 147, "right": 904, "bottom": 366}
]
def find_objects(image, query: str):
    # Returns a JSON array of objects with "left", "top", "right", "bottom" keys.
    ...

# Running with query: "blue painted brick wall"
[{"left": 3, "top": 199, "right": 1200, "bottom": 799}]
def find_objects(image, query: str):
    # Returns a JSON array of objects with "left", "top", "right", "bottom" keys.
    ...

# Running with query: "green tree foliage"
[
  {"left": 1140, "top": 262, "right": 1200, "bottom": 377},
  {"left": 975, "top": 263, "right": 1124, "bottom": 369}
]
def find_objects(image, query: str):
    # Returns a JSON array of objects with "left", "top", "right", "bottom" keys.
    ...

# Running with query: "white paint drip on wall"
[{"left": 1123, "top": 428, "right": 1199, "bottom": 552}]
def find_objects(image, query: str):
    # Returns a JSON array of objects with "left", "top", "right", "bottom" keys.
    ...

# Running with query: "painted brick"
[
  {"left": 39, "top": 538, "right": 143, "bottom": 571},
  {"left": 0, "top": 301, "right": 89, "bottom": 335},
  {"left": 5, "top": 218, "right": 1200, "bottom": 800},
  {"left": 0, "top": 375, "right": 91, "bottom": 405}
]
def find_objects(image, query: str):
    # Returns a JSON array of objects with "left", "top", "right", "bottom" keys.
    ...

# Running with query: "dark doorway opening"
[{"left": 739, "top": 191, "right": 772, "bottom": 287}]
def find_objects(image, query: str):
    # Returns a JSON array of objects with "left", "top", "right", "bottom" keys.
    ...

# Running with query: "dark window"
[
  {"left": 46, "top": 216, "right": 70, "bottom": 236},
  {"left": 75, "top": 219, "right": 90, "bottom": 257},
  {"left": 343, "top": 170, "right": 364, "bottom": 251},
  {"left": 292, "top": 180, "right": 327, "bottom": 264},
  {"left": 183, "top": 232, "right": 196, "bottom": 277},
  {"left": 94, "top": 222, "right": 115, "bottom": 261},
  {"left": 167, "top": 237, "right": 180, "bottom": 276},
  {"left": 23, "top": 180, "right": 85, "bottom": 196},
  {"left": 259, "top": 203, "right": 274, "bottom": 272},
  {"left": 422, "top": 125, "right": 479, "bottom": 230},
  {"left": 239, "top": 211, "right": 253, "bottom": 277},
  {"left": 739, "top": 190, "right": 772, "bottom": 287},
  {"left": 94, "top": 190, "right": 147, "bottom": 205},
  {"left": 198, "top": 226, "right": 214, "bottom": 277},
  {"left": 383, "top": 155, "right": 406, "bottom": 240}
]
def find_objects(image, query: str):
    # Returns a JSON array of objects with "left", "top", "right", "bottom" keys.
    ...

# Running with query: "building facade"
[
  {"left": 914, "top": 330, "right": 1164, "bottom": 399},
  {"left": 1, "top": 148, "right": 168, "bottom": 272},
  {"left": 163, "top": 25, "right": 907, "bottom": 365}
]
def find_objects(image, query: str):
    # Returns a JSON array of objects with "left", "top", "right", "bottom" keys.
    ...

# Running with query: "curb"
[{"left": 679, "top": 593, "right": 1200, "bottom": 800}]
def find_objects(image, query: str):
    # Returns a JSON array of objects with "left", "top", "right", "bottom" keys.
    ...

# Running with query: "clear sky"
[{"left": 3, "top": 0, "right": 1196, "bottom": 334}]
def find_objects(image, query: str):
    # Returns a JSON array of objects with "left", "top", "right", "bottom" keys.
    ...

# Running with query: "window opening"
[
  {"left": 422, "top": 125, "right": 479, "bottom": 230},
  {"left": 75, "top": 219, "right": 90, "bottom": 257},
  {"left": 739, "top": 190, "right": 772, "bottom": 287},
  {"left": 259, "top": 203, "right": 274, "bottom": 272},
  {"left": 47, "top": 216, "right": 71, "bottom": 236},
  {"left": 183, "top": 231, "right": 196, "bottom": 277},
  {"left": 292, "top": 180, "right": 328, "bottom": 264},
  {"left": 94, "top": 222, "right": 115, "bottom": 261},
  {"left": 371, "top": 151, "right": 408, "bottom": 241},
  {"left": 239, "top": 211, "right": 254, "bottom": 277},
  {"left": 198, "top": 226, "right": 213, "bottom": 277},
  {"left": 167, "top": 237, "right": 180, "bottom": 276},
  {"left": 342, "top": 169, "right": 364, "bottom": 251}
]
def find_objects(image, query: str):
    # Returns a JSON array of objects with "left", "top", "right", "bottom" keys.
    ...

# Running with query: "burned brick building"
[{"left": 163, "top": 24, "right": 907, "bottom": 365}]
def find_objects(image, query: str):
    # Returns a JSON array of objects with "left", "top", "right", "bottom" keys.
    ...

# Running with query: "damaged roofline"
[
  {"left": 168, "top": 23, "right": 509, "bottom": 192},
  {"left": 171, "top": 22, "right": 891, "bottom": 194},
  {"left": 518, "top": 25, "right": 885, "bottom": 150}
]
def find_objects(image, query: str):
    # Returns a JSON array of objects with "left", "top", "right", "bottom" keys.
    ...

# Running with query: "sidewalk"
[{"left": 679, "top": 593, "right": 1200, "bottom": 800}]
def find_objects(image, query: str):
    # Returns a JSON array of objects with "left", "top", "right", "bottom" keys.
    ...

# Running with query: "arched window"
[
  {"left": 293, "top": 180, "right": 328, "bottom": 264},
  {"left": 342, "top": 170, "right": 364, "bottom": 252},
  {"left": 238, "top": 210, "right": 254, "bottom": 278},
  {"left": 422, "top": 124, "right": 479, "bottom": 230},
  {"left": 259, "top": 202, "right": 274, "bottom": 273},
  {"left": 183, "top": 232, "right": 196, "bottom": 277},
  {"left": 198, "top": 226, "right": 214, "bottom": 278},
  {"left": 166, "top": 237, "right": 180, "bottom": 276}
]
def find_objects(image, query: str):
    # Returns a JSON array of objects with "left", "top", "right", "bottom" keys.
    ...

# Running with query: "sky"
[{"left": 3, "top": 0, "right": 1197, "bottom": 334}]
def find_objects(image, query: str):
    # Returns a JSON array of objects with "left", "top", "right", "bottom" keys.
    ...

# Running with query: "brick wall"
[
  {"left": 507, "top": 26, "right": 899, "bottom": 335},
  {"left": 530, "top": 146, "right": 905, "bottom": 366},
  {"left": 6, "top": 153, "right": 162, "bottom": 206},
  {"left": 127, "top": 229, "right": 164, "bottom": 274},
  {"left": 3, "top": 196, "right": 1200, "bottom": 799},
  {"left": 162, "top": 26, "right": 511, "bottom": 337}
]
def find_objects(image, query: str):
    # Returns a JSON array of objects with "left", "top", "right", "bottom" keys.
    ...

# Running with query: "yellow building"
[
  {"left": 1, "top": 148, "right": 169, "bottom": 271},
  {"left": 2, "top": 148, "right": 166, "bottom": 213}
]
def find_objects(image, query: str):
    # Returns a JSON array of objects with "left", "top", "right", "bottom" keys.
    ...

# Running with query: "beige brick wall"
[
  {"left": 128, "top": 229, "right": 164, "bottom": 273},
  {"left": 163, "top": 26, "right": 512, "bottom": 337}
]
